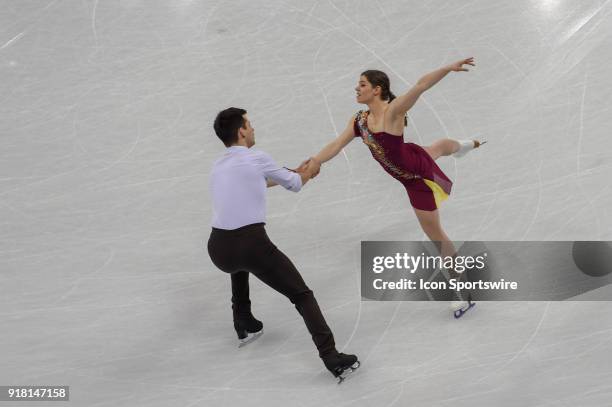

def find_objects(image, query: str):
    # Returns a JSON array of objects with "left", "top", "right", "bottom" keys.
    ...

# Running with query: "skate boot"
[
  {"left": 451, "top": 290, "right": 475, "bottom": 319},
  {"left": 234, "top": 314, "right": 263, "bottom": 348},
  {"left": 323, "top": 352, "right": 361, "bottom": 384},
  {"left": 452, "top": 139, "right": 487, "bottom": 158}
]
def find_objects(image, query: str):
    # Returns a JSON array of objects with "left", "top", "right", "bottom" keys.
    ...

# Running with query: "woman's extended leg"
[
  {"left": 423, "top": 139, "right": 461, "bottom": 161},
  {"left": 424, "top": 138, "right": 485, "bottom": 161}
]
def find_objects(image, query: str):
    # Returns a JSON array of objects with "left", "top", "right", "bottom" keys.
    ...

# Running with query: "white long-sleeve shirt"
[{"left": 210, "top": 146, "right": 302, "bottom": 230}]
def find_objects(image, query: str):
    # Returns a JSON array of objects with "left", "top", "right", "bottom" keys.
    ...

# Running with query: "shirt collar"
[{"left": 226, "top": 145, "right": 248, "bottom": 152}]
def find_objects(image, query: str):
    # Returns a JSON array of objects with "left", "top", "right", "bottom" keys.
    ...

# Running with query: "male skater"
[{"left": 207, "top": 107, "right": 359, "bottom": 382}]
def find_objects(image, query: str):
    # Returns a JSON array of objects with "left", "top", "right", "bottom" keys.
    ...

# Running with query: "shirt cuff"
[{"left": 291, "top": 172, "right": 303, "bottom": 192}]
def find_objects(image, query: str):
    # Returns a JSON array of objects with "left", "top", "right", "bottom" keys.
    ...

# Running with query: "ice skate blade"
[
  {"left": 453, "top": 302, "right": 476, "bottom": 319},
  {"left": 237, "top": 329, "right": 263, "bottom": 348},
  {"left": 336, "top": 361, "right": 361, "bottom": 384}
]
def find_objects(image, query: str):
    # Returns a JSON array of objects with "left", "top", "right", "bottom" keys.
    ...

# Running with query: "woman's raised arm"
[{"left": 388, "top": 57, "right": 475, "bottom": 119}]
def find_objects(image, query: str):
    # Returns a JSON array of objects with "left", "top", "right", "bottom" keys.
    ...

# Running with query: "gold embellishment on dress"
[{"left": 356, "top": 111, "right": 420, "bottom": 180}]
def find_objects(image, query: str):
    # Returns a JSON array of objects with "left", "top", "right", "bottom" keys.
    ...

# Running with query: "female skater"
[{"left": 310, "top": 58, "right": 485, "bottom": 317}]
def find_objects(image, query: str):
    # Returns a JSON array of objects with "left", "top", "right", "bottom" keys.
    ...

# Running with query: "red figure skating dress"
[{"left": 353, "top": 110, "right": 453, "bottom": 211}]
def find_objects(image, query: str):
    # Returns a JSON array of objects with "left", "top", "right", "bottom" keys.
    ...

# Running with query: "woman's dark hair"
[
  {"left": 361, "top": 70, "right": 395, "bottom": 101},
  {"left": 213, "top": 107, "right": 247, "bottom": 147},
  {"left": 361, "top": 70, "right": 407, "bottom": 126}
]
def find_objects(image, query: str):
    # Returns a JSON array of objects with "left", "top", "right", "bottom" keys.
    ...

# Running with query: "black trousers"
[{"left": 207, "top": 223, "right": 336, "bottom": 358}]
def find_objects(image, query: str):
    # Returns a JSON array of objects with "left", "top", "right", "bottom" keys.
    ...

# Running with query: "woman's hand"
[
  {"left": 446, "top": 57, "right": 475, "bottom": 72},
  {"left": 296, "top": 157, "right": 321, "bottom": 178}
]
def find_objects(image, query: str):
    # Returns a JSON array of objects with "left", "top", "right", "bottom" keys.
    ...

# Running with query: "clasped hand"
[{"left": 290, "top": 157, "right": 321, "bottom": 178}]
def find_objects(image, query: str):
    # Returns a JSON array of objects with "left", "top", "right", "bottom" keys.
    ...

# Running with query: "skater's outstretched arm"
[
  {"left": 313, "top": 115, "right": 357, "bottom": 164},
  {"left": 267, "top": 154, "right": 322, "bottom": 188},
  {"left": 266, "top": 163, "right": 317, "bottom": 188},
  {"left": 387, "top": 57, "right": 475, "bottom": 120}
]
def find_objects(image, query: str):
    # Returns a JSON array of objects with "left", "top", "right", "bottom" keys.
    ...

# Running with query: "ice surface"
[{"left": 2, "top": 1, "right": 612, "bottom": 405}]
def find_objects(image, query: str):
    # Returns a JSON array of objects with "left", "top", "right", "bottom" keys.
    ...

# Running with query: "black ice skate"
[
  {"left": 234, "top": 315, "right": 263, "bottom": 348},
  {"left": 323, "top": 352, "right": 361, "bottom": 384}
]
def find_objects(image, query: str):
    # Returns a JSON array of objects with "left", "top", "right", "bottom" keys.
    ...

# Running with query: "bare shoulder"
[
  {"left": 382, "top": 113, "right": 404, "bottom": 135},
  {"left": 386, "top": 96, "right": 408, "bottom": 117}
]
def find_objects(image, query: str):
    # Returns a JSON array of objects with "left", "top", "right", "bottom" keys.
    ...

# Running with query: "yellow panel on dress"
[{"left": 423, "top": 179, "right": 450, "bottom": 209}]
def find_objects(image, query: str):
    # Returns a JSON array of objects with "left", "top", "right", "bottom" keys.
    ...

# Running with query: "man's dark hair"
[{"left": 213, "top": 107, "right": 247, "bottom": 147}]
